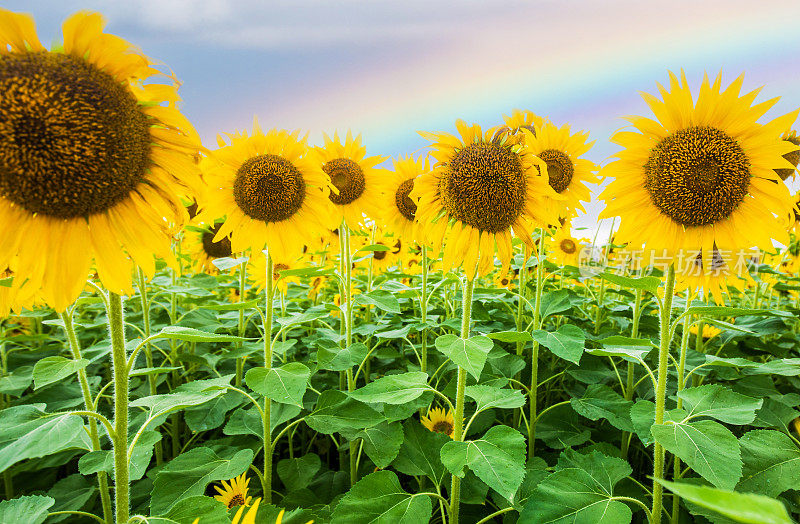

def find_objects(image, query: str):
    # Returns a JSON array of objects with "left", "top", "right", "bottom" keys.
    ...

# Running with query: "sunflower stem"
[
  {"left": 421, "top": 245, "right": 429, "bottom": 374},
  {"left": 262, "top": 250, "right": 274, "bottom": 504},
  {"left": 107, "top": 292, "right": 129, "bottom": 524},
  {"left": 652, "top": 264, "right": 676, "bottom": 524},
  {"left": 135, "top": 269, "right": 162, "bottom": 467},
  {"left": 621, "top": 288, "right": 643, "bottom": 459},
  {"left": 528, "top": 236, "right": 546, "bottom": 460},
  {"left": 671, "top": 298, "right": 693, "bottom": 524},
  {"left": 235, "top": 261, "right": 247, "bottom": 387},
  {"left": 449, "top": 275, "right": 475, "bottom": 524},
  {"left": 340, "top": 221, "right": 359, "bottom": 487}
]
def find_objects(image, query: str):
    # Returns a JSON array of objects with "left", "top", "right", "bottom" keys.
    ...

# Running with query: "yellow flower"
[
  {"left": 493, "top": 272, "right": 514, "bottom": 290},
  {"left": 502, "top": 109, "right": 546, "bottom": 137},
  {"left": 186, "top": 221, "right": 235, "bottom": 275},
  {"left": 213, "top": 473, "right": 251, "bottom": 509},
  {"left": 248, "top": 254, "right": 301, "bottom": 295},
  {"left": 0, "top": 9, "right": 201, "bottom": 311},
  {"left": 775, "top": 130, "right": 800, "bottom": 181},
  {"left": 689, "top": 323, "right": 722, "bottom": 339},
  {"left": 547, "top": 227, "right": 586, "bottom": 267},
  {"left": 413, "top": 120, "right": 559, "bottom": 280},
  {"left": 380, "top": 155, "right": 429, "bottom": 243},
  {"left": 421, "top": 407, "right": 455, "bottom": 439}
]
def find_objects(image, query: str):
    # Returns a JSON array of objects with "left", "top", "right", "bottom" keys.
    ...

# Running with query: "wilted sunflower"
[
  {"left": 547, "top": 227, "right": 585, "bottom": 267},
  {"left": 421, "top": 407, "right": 455, "bottom": 439},
  {"left": 203, "top": 124, "right": 335, "bottom": 263},
  {"left": 600, "top": 72, "right": 799, "bottom": 289},
  {"left": 313, "top": 132, "right": 387, "bottom": 229},
  {"left": 186, "top": 221, "right": 234, "bottom": 274},
  {"left": 0, "top": 10, "right": 201, "bottom": 310},
  {"left": 213, "top": 473, "right": 252, "bottom": 509},
  {"left": 380, "top": 155, "right": 429, "bottom": 243},
  {"left": 413, "top": 120, "right": 559, "bottom": 279}
]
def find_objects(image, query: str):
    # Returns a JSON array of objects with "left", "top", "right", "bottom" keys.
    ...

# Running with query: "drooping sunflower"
[
  {"left": 599, "top": 71, "right": 799, "bottom": 296},
  {"left": 313, "top": 132, "right": 387, "bottom": 229},
  {"left": 203, "top": 125, "right": 335, "bottom": 263},
  {"left": 547, "top": 227, "right": 586, "bottom": 267},
  {"left": 213, "top": 473, "right": 252, "bottom": 509},
  {"left": 413, "top": 120, "right": 560, "bottom": 279},
  {"left": 0, "top": 10, "right": 201, "bottom": 311},
  {"left": 186, "top": 221, "right": 234, "bottom": 274},
  {"left": 421, "top": 407, "right": 455, "bottom": 439},
  {"left": 380, "top": 155, "right": 429, "bottom": 243},
  {"left": 520, "top": 121, "right": 599, "bottom": 219}
]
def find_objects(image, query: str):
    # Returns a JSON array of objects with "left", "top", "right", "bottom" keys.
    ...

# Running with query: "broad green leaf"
[
  {"left": 629, "top": 400, "right": 686, "bottom": 446},
  {"left": 684, "top": 306, "right": 792, "bottom": 319},
  {"left": 745, "top": 358, "right": 800, "bottom": 377},
  {"left": 161, "top": 496, "right": 229, "bottom": 524},
  {"left": 464, "top": 384, "right": 525, "bottom": 412},
  {"left": 305, "top": 390, "right": 384, "bottom": 435},
  {"left": 355, "top": 290, "right": 401, "bottom": 314},
  {"left": 79, "top": 431, "right": 162, "bottom": 481},
  {"left": 278, "top": 266, "right": 335, "bottom": 277},
  {"left": 245, "top": 363, "right": 310, "bottom": 407},
  {"left": 586, "top": 346, "right": 651, "bottom": 362},
  {"left": 0, "top": 405, "right": 85, "bottom": 472},
  {"left": 737, "top": 429, "right": 800, "bottom": 498},
  {"left": 570, "top": 384, "right": 634, "bottom": 431},
  {"left": 600, "top": 272, "right": 661, "bottom": 292},
  {"left": 184, "top": 392, "right": 242, "bottom": 432},
  {"left": 434, "top": 334, "right": 493, "bottom": 380},
  {"left": 200, "top": 298, "right": 261, "bottom": 311},
  {"left": 0, "top": 495, "right": 54, "bottom": 524},
  {"left": 316, "top": 341, "right": 369, "bottom": 372},
  {"left": 330, "top": 470, "right": 432, "bottom": 524},
  {"left": 521, "top": 450, "right": 632, "bottom": 524},
  {"left": 393, "top": 420, "right": 449, "bottom": 484},
  {"left": 531, "top": 324, "right": 585, "bottom": 364},
  {"left": 224, "top": 404, "right": 301, "bottom": 437},
  {"left": 278, "top": 453, "right": 321, "bottom": 492},
  {"left": 651, "top": 420, "right": 741, "bottom": 490},
  {"left": 516, "top": 457, "right": 550, "bottom": 509},
  {"left": 679, "top": 384, "right": 762, "bottom": 425},
  {"left": 655, "top": 479, "right": 793, "bottom": 524},
  {"left": 130, "top": 388, "right": 225, "bottom": 420},
  {"left": 150, "top": 447, "right": 254, "bottom": 514},
  {"left": 486, "top": 331, "right": 532, "bottom": 343},
  {"left": 598, "top": 335, "right": 656, "bottom": 347},
  {"left": 211, "top": 256, "right": 249, "bottom": 270},
  {"left": 536, "top": 404, "right": 591, "bottom": 449},
  {"left": 32, "top": 357, "right": 89, "bottom": 390},
  {"left": 349, "top": 372, "right": 429, "bottom": 405},
  {"left": 356, "top": 421, "right": 404, "bottom": 469},
  {"left": 276, "top": 305, "right": 328, "bottom": 328},
  {"left": 539, "top": 289, "right": 573, "bottom": 319},
  {"left": 47, "top": 474, "right": 96, "bottom": 523},
  {"left": 440, "top": 425, "right": 525, "bottom": 501},
  {"left": 0, "top": 366, "right": 33, "bottom": 396},
  {"left": 357, "top": 243, "right": 391, "bottom": 253},
  {"left": 752, "top": 399, "right": 798, "bottom": 431},
  {"left": 154, "top": 326, "right": 245, "bottom": 342}
]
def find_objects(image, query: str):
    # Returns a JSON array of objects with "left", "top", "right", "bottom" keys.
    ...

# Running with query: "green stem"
[
  {"left": 420, "top": 245, "right": 429, "bottom": 374},
  {"left": 621, "top": 288, "right": 643, "bottom": 459},
  {"left": 262, "top": 251, "right": 274, "bottom": 504},
  {"left": 652, "top": 265, "right": 676, "bottom": 524},
  {"left": 340, "top": 222, "right": 358, "bottom": 487},
  {"left": 235, "top": 262, "right": 247, "bottom": 387},
  {"left": 136, "top": 269, "right": 162, "bottom": 467},
  {"left": 671, "top": 301, "right": 693, "bottom": 524},
  {"left": 528, "top": 238, "right": 545, "bottom": 460},
  {"left": 449, "top": 275, "right": 475, "bottom": 524},
  {"left": 60, "top": 309, "right": 114, "bottom": 524},
  {"left": 108, "top": 292, "right": 129, "bottom": 524}
]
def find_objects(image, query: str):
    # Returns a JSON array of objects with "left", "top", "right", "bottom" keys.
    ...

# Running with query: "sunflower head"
[
  {"left": 421, "top": 407, "right": 455, "bottom": 439},
  {"left": 689, "top": 323, "right": 722, "bottom": 339},
  {"left": 775, "top": 131, "right": 800, "bottom": 181},
  {"left": 380, "top": 155, "right": 430, "bottom": 244},
  {"left": 213, "top": 473, "right": 251, "bottom": 509},
  {"left": 501, "top": 109, "right": 546, "bottom": 139},
  {"left": 547, "top": 227, "right": 585, "bottom": 267}
]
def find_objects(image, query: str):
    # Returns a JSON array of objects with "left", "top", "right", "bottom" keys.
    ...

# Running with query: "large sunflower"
[
  {"left": 413, "top": 120, "right": 559, "bottom": 279},
  {"left": 313, "top": 132, "right": 387, "bottom": 229},
  {"left": 0, "top": 10, "right": 201, "bottom": 311},
  {"left": 203, "top": 125, "right": 335, "bottom": 263},
  {"left": 186, "top": 221, "right": 234, "bottom": 274},
  {"left": 380, "top": 155, "right": 429, "bottom": 243},
  {"left": 599, "top": 72, "right": 799, "bottom": 294}
]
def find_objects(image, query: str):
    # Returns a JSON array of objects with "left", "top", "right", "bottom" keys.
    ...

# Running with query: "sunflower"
[
  {"left": 547, "top": 227, "right": 585, "bottom": 267},
  {"left": 213, "top": 473, "right": 252, "bottom": 509},
  {"left": 775, "top": 130, "right": 800, "bottom": 181},
  {"left": 689, "top": 323, "right": 722, "bottom": 339},
  {"left": 0, "top": 10, "right": 201, "bottom": 311},
  {"left": 493, "top": 271, "right": 514, "bottom": 290},
  {"left": 186, "top": 221, "right": 234, "bottom": 274},
  {"left": 380, "top": 155, "right": 429, "bottom": 243},
  {"left": 421, "top": 407, "right": 455, "bottom": 439},
  {"left": 0, "top": 265, "right": 38, "bottom": 318},
  {"left": 599, "top": 72, "right": 799, "bottom": 297},
  {"left": 413, "top": 120, "right": 559, "bottom": 279},
  {"left": 203, "top": 125, "right": 335, "bottom": 263},
  {"left": 519, "top": 121, "right": 599, "bottom": 219},
  {"left": 248, "top": 254, "right": 300, "bottom": 295},
  {"left": 313, "top": 132, "right": 387, "bottom": 229},
  {"left": 502, "top": 109, "right": 546, "bottom": 137}
]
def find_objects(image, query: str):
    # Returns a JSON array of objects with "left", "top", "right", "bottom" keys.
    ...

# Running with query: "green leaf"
[
  {"left": 200, "top": 298, "right": 261, "bottom": 311},
  {"left": 355, "top": 290, "right": 401, "bottom": 314},
  {"left": 393, "top": 420, "right": 449, "bottom": 485},
  {"left": 679, "top": 384, "right": 762, "bottom": 425},
  {"left": 349, "top": 372, "right": 430, "bottom": 405},
  {"left": 737, "top": 429, "right": 800, "bottom": 498},
  {"left": 278, "top": 453, "right": 321, "bottom": 492},
  {"left": 245, "top": 363, "right": 310, "bottom": 407},
  {"left": 0, "top": 366, "right": 33, "bottom": 396},
  {"left": 154, "top": 326, "right": 245, "bottom": 342},
  {"left": 276, "top": 305, "right": 329, "bottom": 328},
  {"left": 537, "top": 403, "right": 591, "bottom": 449},
  {"left": 684, "top": 306, "right": 793, "bottom": 319},
  {"left": 651, "top": 420, "right": 741, "bottom": 490},
  {"left": 434, "top": 334, "right": 493, "bottom": 380},
  {"left": 150, "top": 447, "right": 254, "bottom": 514},
  {"left": 356, "top": 421, "right": 404, "bottom": 469},
  {"left": 655, "top": 479, "right": 793, "bottom": 524},
  {"left": 278, "top": 266, "right": 335, "bottom": 277},
  {"left": 32, "top": 357, "right": 89, "bottom": 390},
  {"left": 600, "top": 272, "right": 661, "bottom": 292},
  {"left": 440, "top": 425, "right": 525, "bottom": 501},
  {"left": 464, "top": 384, "right": 525, "bottom": 412},
  {"left": 79, "top": 431, "right": 162, "bottom": 481},
  {"left": 0, "top": 495, "right": 54, "bottom": 524},
  {"left": 305, "top": 390, "right": 384, "bottom": 435},
  {"left": 570, "top": 384, "right": 634, "bottom": 431},
  {"left": 130, "top": 388, "right": 226, "bottom": 420},
  {"left": 586, "top": 346, "right": 651, "bottom": 362},
  {"left": 357, "top": 244, "right": 391, "bottom": 253},
  {"left": 629, "top": 400, "right": 686, "bottom": 447},
  {"left": 161, "top": 496, "right": 229, "bottom": 524},
  {"left": 211, "top": 256, "right": 249, "bottom": 270},
  {"left": 184, "top": 392, "right": 242, "bottom": 432},
  {"left": 316, "top": 341, "right": 369, "bottom": 371},
  {"left": 521, "top": 450, "right": 632, "bottom": 524},
  {"left": 531, "top": 324, "right": 585, "bottom": 364},
  {"left": 486, "top": 331, "right": 533, "bottom": 343},
  {"left": 539, "top": 289, "right": 573, "bottom": 319},
  {"left": 330, "top": 470, "right": 432, "bottom": 524},
  {"left": 0, "top": 405, "right": 85, "bottom": 472},
  {"left": 224, "top": 404, "right": 301, "bottom": 437},
  {"left": 47, "top": 474, "right": 96, "bottom": 523}
]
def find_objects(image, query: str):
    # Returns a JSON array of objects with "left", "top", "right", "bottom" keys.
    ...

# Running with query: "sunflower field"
[{"left": 3, "top": 7, "right": 800, "bottom": 524}]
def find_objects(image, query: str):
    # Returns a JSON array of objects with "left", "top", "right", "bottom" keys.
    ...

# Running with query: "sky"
[{"left": 8, "top": 0, "right": 800, "bottom": 239}]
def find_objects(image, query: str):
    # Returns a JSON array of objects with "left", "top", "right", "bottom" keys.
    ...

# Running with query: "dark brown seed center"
[
  {"left": 324, "top": 158, "right": 365, "bottom": 205},
  {"left": 0, "top": 52, "right": 150, "bottom": 218},
  {"left": 776, "top": 135, "right": 800, "bottom": 181},
  {"left": 233, "top": 154, "right": 306, "bottom": 222},
  {"left": 273, "top": 263, "right": 289, "bottom": 280},
  {"left": 559, "top": 238, "right": 577, "bottom": 254},
  {"left": 439, "top": 142, "right": 527, "bottom": 233},
  {"left": 201, "top": 223, "right": 232, "bottom": 259},
  {"left": 227, "top": 494, "right": 245, "bottom": 508},
  {"left": 431, "top": 420, "right": 453, "bottom": 435},
  {"left": 539, "top": 149, "right": 574, "bottom": 193},
  {"left": 395, "top": 178, "right": 417, "bottom": 221},
  {"left": 644, "top": 126, "right": 750, "bottom": 227}
]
